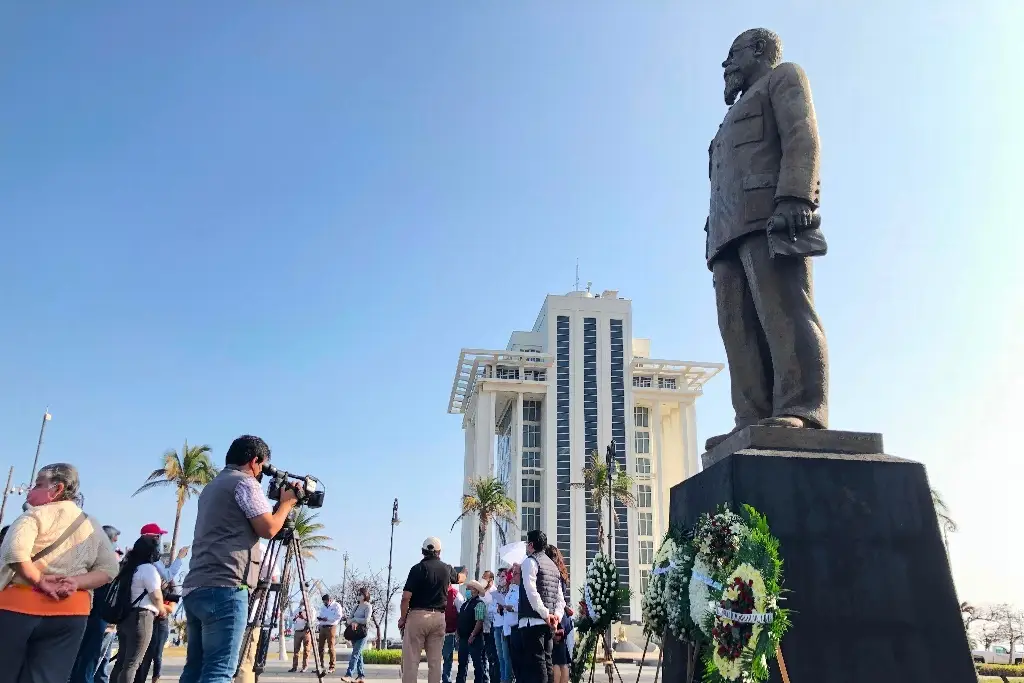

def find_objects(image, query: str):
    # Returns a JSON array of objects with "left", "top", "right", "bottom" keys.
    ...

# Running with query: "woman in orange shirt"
[{"left": 0, "top": 463, "right": 120, "bottom": 683}]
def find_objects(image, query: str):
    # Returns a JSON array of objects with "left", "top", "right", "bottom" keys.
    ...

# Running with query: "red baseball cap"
[{"left": 140, "top": 523, "right": 169, "bottom": 535}]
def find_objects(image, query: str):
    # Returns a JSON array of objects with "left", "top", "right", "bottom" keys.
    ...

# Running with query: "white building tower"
[{"left": 447, "top": 288, "right": 721, "bottom": 620}]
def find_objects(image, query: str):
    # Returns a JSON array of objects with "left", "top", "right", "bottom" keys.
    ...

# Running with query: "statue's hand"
[{"left": 774, "top": 198, "right": 814, "bottom": 230}]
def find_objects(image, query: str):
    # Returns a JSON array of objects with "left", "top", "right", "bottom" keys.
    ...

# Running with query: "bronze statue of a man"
[{"left": 704, "top": 28, "right": 828, "bottom": 450}]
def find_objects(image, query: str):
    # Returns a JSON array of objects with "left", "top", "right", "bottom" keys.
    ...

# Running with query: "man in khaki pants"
[
  {"left": 316, "top": 594, "right": 343, "bottom": 673},
  {"left": 398, "top": 537, "right": 465, "bottom": 683}
]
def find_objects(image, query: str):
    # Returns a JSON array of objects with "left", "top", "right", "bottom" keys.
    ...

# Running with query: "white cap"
[{"left": 422, "top": 536, "right": 443, "bottom": 553}]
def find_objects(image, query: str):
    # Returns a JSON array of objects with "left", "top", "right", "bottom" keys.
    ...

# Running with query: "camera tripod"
[{"left": 236, "top": 516, "right": 325, "bottom": 683}]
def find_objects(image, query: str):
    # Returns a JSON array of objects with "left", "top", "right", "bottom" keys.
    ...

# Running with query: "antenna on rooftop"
[{"left": 575, "top": 259, "right": 580, "bottom": 291}]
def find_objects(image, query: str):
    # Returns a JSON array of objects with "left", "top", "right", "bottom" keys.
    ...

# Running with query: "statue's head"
[{"left": 722, "top": 28, "right": 783, "bottom": 105}]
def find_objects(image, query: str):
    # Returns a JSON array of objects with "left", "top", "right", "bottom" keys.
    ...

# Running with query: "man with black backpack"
[{"left": 455, "top": 581, "right": 489, "bottom": 683}]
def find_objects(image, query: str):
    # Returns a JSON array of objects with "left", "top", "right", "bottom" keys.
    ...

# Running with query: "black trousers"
[
  {"left": 0, "top": 610, "right": 88, "bottom": 683},
  {"left": 483, "top": 632, "right": 500, "bottom": 683},
  {"left": 508, "top": 627, "right": 521, "bottom": 682},
  {"left": 713, "top": 233, "right": 828, "bottom": 429},
  {"left": 518, "top": 624, "right": 552, "bottom": 683}
]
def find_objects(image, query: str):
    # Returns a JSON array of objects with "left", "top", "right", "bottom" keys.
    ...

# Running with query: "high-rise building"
[{"left": 447, "top": 288, "right": 721, "bottom": 619}]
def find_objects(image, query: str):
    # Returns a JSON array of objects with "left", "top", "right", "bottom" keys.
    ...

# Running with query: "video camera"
[{"left": 262, "top": 463, "right": 325, "bottom": 509}]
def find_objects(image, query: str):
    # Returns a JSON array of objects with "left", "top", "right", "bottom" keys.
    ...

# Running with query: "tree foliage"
[
  {"left": 328, "top": 566, "right": 403, "bottom": 648},
  {"left": 451, "top": 476, "right": 517, "bottom": 578},
  {"left": 133, "top": 440, "right": 218, "bottom": 560},
  {"left": 571, "top": 448, "right": 637, "bottom": 547}
]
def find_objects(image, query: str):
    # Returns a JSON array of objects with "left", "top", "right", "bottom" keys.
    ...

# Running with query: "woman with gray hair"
[{"left": 0, "top": 463, "right": 120, "bottom": 683}]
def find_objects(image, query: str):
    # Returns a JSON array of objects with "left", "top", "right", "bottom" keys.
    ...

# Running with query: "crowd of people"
[
  {"left": 398, "top": 529, "right": 573, "bottom": 683},
  {"left": 0, "top": 436, "right": 377, "bottom": 683},
  {"left": 0, "top": 463, "right": 188, "bottom": 683},
  {"left": 0, "top": 437, "right": 575, "bottom": 683}
]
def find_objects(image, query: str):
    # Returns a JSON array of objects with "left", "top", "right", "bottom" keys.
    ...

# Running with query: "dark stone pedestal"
[{"left": 663, "top": 427, "right": 974, "bottom": 683}]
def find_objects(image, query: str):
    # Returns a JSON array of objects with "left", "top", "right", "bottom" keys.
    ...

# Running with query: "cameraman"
[{"left": 179, "top": 435, "right": 298, "bottom": 683}]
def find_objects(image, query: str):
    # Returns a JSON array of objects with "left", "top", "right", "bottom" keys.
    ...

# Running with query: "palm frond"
[{"left": 133, "top": 478, "right": 174, "bottom": 496}]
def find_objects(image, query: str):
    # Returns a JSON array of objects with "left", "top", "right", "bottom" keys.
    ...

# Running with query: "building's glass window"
[
  {"left": 521, "top": 507, "right": 541, "bottom": 536},
  {"left": 496, "top": 366, "right": 520, "bottom": 380},
  {"left": 638, "top": 485, "right": 652, "bottom": 509},
  {"left": 636, "top": 457, "right": 651, "bottom": 476},
  {"left": 556, "top": 316, "right": 571, "bottom": 570},
  {"left": 523, "top": 400, "right": 542, "bottom": 422},
  {"left": 633, "top": 375, "right": 652, "bottom": 388},
  {"left": 638, "top": 540, "right": 654, "bottom": 565},
  {"left": 638, "top": 511, "right": 653, "bottom": 537},
  {"left": 522, "top": 451, "right": 540, "bottom": 470},
  {"left": 525, "top": 369, "right": 546, "bottom": 382},
  {"left": 634, "top": 406, "right": 650, "bottom": 428},
  {"left": 640, "top": 569, "right": 651, "bottom": 595},
  {"left": 635, "top": 431, "right": 650, "bottom": 455},
  {"left": 658, "top": 377, "right": 677, "bottom": 390},
  {"left": 522, "top": 477, "right": 541, "bottom": 504},
  {"left": 523, "top": 424, "right": 541, "bottom": 448}
]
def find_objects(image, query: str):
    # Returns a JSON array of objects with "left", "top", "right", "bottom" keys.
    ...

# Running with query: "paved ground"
[{"left": 156, "top": 656, "right": 662, "bottom": 683}]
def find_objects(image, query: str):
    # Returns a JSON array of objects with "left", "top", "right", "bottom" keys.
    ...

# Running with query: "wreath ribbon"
[
  {"left": 714, "top": 606, "right": 775, "bottom": 624},
  {"left": 693, "top": 571, "right": 722, "bottom": 590}
]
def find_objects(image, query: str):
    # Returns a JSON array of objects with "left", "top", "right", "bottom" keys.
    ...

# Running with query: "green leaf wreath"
[
  {"left": 570, "top": 553, "right": 632, "bottom": 683},
  {"left": 637, "top": 504, "right": 791, "bottom": 683}
]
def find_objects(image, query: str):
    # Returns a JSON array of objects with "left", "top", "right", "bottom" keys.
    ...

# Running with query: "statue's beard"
[{"left": 724, "top": 70, "right": 746, "bottom": 105}]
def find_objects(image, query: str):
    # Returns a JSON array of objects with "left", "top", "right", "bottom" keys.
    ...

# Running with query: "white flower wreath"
[{"left": 584, "top": 553, "right": 619, "bottom": 625}]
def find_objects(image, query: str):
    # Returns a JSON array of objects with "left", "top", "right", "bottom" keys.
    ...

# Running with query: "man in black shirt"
[{"left": 399, "top": 537, "right": 466, "bottom": 683}]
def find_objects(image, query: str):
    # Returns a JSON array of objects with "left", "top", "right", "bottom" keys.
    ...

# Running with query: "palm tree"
[
  {"left": 572, "top": 446, "right": 637, "bottom": 683},
  {"left": 291, "top": 507, "right": 336, "bottom": 559},
  {"left": 277, "top": 508, "right": 335, "bottom": 660},
  {"left": 571, "top": 448, "right": 637, "bottom": 554},
  {"left": 133, "top": 440, "right": 218, "bottom": 560},
  {"left": 932, "top": 488, "right": 958, "bottom": 560},
  {"left": 451, "top": 476, "right": 517, "bottom": 578}
]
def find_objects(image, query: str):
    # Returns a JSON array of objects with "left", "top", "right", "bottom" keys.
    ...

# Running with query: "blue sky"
[{"left": 1, "top": 2, "right": 1020, "bottom": 608}]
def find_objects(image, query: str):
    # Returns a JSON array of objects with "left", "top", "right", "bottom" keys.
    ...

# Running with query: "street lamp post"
[
  {"left": 28, "top": 409, "right": 52, "bottom": 485},
  {"left": 342, "top": 552, "right": 349, "bottom": 603},
  {"left": 604, "top": 442, "right": 616, "bottom": 680},
  {"left": 382, "top": 498, "right": 400, "bottom": 647},
  {"left": 0, "top": 466, "right": 14, "bottom": 526}
]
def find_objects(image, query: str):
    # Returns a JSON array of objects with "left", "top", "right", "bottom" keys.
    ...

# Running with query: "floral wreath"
[
  {"left": 635, "top": 505, "right": 790, "bottom": 683},
  {"left": 694, "top": 506, "right": 791, "bottom": 683},
  {"left": 570, "top": 553, "right": 632, "bottom": 683},
  {"left": 582, "top": 552, "right": 621, "bottom": 630},
  {"left": 641, "top": 528, "right": 697, "bottom": 642}
]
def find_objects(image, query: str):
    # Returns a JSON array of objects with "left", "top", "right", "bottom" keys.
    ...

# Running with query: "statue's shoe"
[
  {"left": 704, "top": 427, "right": 742, "bottom": 452},
  {"left": 757, "top": 415, "right": 813, "bottom": 428}
]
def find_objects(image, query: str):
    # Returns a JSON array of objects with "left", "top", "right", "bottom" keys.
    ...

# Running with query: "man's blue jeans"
[
  {"left": 179, "top": 587, "right": 249, "bottom": 683},
  {"left": 442, "top": 633, "right": 458, "bottom": 683},
  {"left": 96, "top": 629, "right": 117, "bottom": 683},
  {"left": 70, "top": 615, "right": 108, "bottom": 683}
]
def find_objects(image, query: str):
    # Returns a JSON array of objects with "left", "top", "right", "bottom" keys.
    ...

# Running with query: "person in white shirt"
[
  {"left": 480, "top": 571, "right": 501, "bottom": 683},
  {"left": 289, "top": 608, "right": 312, "bottom": 673},
  {"left": 113, "top": 536, "right": 170, "bottom": 683},
  {"left": 517, "top": 531, "right": 566, "bottom": 683},
  {"left": 138, "top": 523, "right": 189, "bottom": 582},
  {"left": 491, "top": 568, "right": 514, "bottom": 683},
  {"left": 503, "top": 566, "right": 521, "bottom": 682},
  {"left": 316, "top": 594, "right": 343, "bottom": 673}
]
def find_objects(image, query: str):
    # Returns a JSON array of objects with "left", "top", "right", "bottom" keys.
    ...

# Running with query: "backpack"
[{"left": 99, "top": 562, "right": 149, "bottom": 624}]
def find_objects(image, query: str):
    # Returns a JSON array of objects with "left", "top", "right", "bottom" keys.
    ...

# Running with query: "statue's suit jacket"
[{"left": 706, "top": 62, "right": 821, "bottom": 267}]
